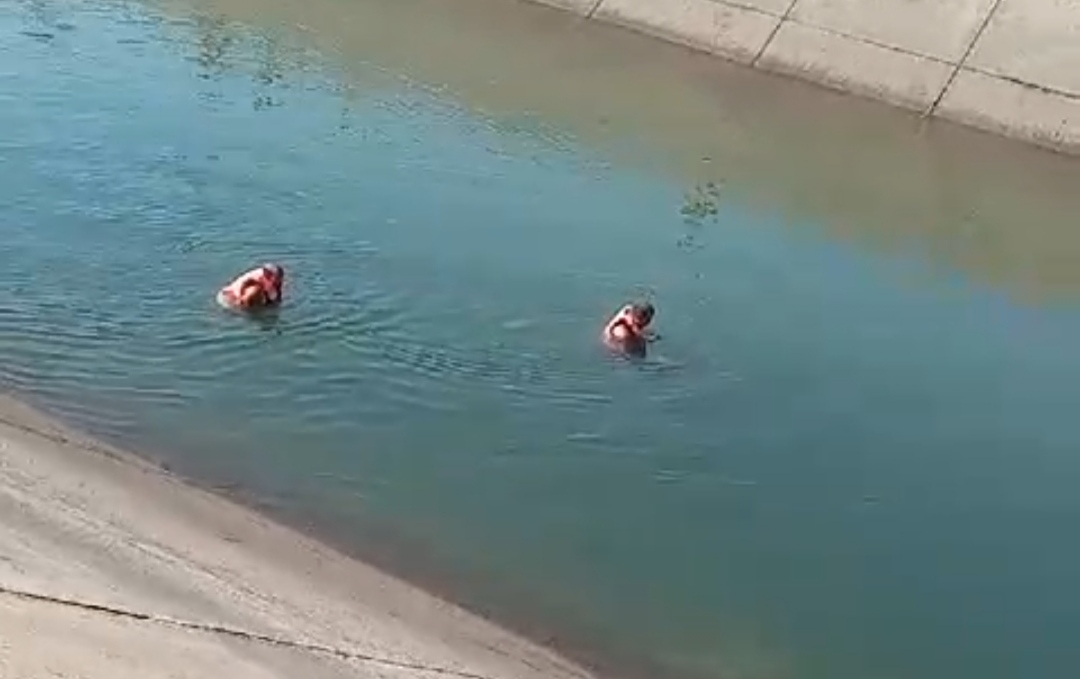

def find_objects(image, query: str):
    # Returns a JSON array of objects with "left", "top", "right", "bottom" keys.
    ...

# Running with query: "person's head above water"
[
  {"left": 602, "top": 301, "right": 656, "bottom": 356},
  {"left": 262, "top": 262, "right": 285, "bottom": 285},
  {"left": 628, "top": 302, "right": 655, "bottom": 330},
  {"left": 217, "top": 262, "right": 286, "bottom": 311},
  {"left": 603, "top": 300, "right": 656, "bottom": 344},
  {"left": 258, "top": 263, "right": 285, "bottom": 299}
]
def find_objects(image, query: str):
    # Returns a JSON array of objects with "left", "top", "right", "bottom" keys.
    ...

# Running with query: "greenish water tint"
[{"left": 3, "top": 1, "right": 1080, "bottom": 677}]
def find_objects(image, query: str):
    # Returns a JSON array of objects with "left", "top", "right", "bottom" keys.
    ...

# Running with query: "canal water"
[{"left": 2, "top": 0, "right": 1079, "bottom": 677}]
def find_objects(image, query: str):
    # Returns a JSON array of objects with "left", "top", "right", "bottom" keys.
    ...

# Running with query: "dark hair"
[{"left": 631, "top": 302, "right": 654, "bottom": 325}]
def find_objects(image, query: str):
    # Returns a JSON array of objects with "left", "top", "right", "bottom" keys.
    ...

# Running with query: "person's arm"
[{"left": 238, "top": 283, "right": 267, "bottom": 308}]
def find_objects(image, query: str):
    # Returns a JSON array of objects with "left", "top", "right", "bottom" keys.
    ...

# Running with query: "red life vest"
[
  {"left": 603, "top": 305, "right": 640, "bottom": 341},
  {"left": 219, "top": 266, "right": 281, "bottom": 307}
]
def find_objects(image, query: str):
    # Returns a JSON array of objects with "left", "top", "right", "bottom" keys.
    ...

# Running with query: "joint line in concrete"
[
  {"left": 925, "top": 0, "right": 1005, "bottom": 117},
  {"left": 586, "top": 0, "right": 605, "bottom": 19},
  {"left": 751, "top": 0, "right": 801, "bottom": 68},
  {"left": 967, "top": 66, "right": 1080, "bottom": 101},
  {"left": 0, "top": 583, "right": 501, "bottom": 679}
]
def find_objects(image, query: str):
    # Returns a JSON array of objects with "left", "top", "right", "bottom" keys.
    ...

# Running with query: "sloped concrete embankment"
[{"left": 538, "top": 0, "right": 1080, "bottom": 155}]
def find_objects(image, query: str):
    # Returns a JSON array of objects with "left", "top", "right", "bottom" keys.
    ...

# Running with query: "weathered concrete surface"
[
  {"left": 756, "top": 20, "right": 953, "bottom": 110},
  {"left": 594, "top": 0, "right": 781, "bottom": 65},
  {"left": 520, "top": 0, "right": 1080, "bottom": 154},
  {"left": 963, "top": 0, "right": 1080, "bottom": 93},
  {"left": 937, "top": 68, "right": 1080, "bottom": 151},
  {"left": 0, "top": 395, "right": 597, "bottom": 679},
  {"left": 788, "top": 0, "right": 997, "bottom": 61},
  {"left": 0, "top": 596, "right": 374, "bottom": 679},
  {"left": 930, "top": 0, "right": 1080, "bottom": 151},
  {"left": 529, "top": 0, "right": 597, "bottom": 14}
]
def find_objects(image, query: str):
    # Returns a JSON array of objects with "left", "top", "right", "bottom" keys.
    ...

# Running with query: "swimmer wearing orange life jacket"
[
  {"left": 602, "top": 302, "right": 656, "bottom": 354},
  {"left": 216, "top": 263, "right": 285, "bottom": 311}
]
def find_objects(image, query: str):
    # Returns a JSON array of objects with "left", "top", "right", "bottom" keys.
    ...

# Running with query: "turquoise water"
[{"left": 3, "top": 1, "right": 1080, "bottom": 677}]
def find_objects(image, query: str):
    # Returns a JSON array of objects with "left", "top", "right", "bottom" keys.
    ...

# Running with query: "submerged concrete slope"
[
  {"left": 538, "top": 0, "right": 1080, "bottom": 155},
  {"left": 156, "top": 0, "right": 1080, "bottom": 302},
  {"left": 0, "top": 395, "right": 595, "bottom": 679}
]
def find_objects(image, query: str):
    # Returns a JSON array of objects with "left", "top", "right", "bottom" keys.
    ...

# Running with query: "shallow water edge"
[
  {"left": 0, "top": 388, "right": 606, "bottom": 679},
  {"left": 4, "top": 385, "right": 672, "bottom": 679}
]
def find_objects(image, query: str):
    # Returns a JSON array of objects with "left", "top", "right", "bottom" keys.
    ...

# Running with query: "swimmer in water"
[
  {"left": 602, "top": 302, "right": 657, "bottom": 356},
  {"left": 216, "top": 263, "right": 285, "bottom": 311}
]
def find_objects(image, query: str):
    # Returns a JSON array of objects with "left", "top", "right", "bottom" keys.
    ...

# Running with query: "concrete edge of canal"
[{"left": 531, "top": 0, "right": 1080, "bottom": 156}]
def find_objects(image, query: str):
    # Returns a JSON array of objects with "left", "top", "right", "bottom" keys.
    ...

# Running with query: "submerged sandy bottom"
[{"left": 0, "top": 393, "right": 595, "bottom": 679}]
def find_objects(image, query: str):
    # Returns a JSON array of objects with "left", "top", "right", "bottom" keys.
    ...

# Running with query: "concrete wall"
[{"left": 533, "top": 0, "right": 1080, "bottom": 155}]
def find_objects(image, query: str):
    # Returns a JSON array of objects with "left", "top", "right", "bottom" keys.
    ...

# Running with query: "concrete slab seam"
[
  {"left": 925, "top": 0, "right": 1006, "bottom": 116},
  {"left": 777, "top": 15, "right": 955, "bottom": 65},
  {"left": 964, "top": 65, "right": 1080, "bottom": 101},
  {"left": 530, "top": 0, "right": 1080, "bottom": 155},
  {"left": 591, "top": 0, "right": 955, "bottom": 67},
  {"left": 751, "top": 0, "right": 802, "bottom": 67},
  {"left": 707, "top": 0, "right": 787, "bottom": 18},
  {"left": 0, "top": 583, "right": 500, "bottom": 679}
]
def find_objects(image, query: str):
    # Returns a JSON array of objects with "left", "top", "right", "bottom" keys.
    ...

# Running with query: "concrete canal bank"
[
  {"left": 536, "top": 0, "right": 1080, "bottom": 155},
  {"left": 0, "top": 394, "right": 599, "bottom": 679}
]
